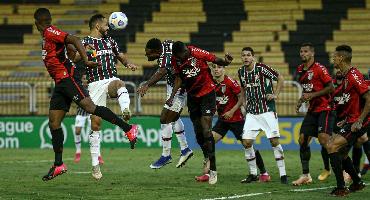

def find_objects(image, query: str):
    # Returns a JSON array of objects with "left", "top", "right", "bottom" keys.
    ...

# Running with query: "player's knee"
[
  {"left": 298, "top": 134, "right": 305, "bottom": 145},
  {"left": 357, "top": 134, "right": 368, "bottom": 145},
  {"left": 326, "top": 142, "right": 337, "bottom": 154},
  {"left": 269, "top": 138, "right": 279, "bottom": 147},
  {"left": 48, "top": 119, "right": 61, "bottom": 130},
  {"left": 243, "top": 140, "right": 253, "bottom": 148}
]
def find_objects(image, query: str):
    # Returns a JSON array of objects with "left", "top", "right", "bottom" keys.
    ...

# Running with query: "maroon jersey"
[
  {"left": 334, "top": 67, "right": 369, "bottom": 123},
  {"left": 42, "top": 25, "right": 74, "bottom": 83},
  {"left": 296, "top": 62, "right": 332, "bottom": 112},
  {"left": 215, "top": 75, "right": 243, "bottom": 122},
  {"left": 172, "top": 46, "right": 216, "bottom": 97}
]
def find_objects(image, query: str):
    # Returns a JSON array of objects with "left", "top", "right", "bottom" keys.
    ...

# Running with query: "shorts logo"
[
  {"left": 205, "top": 110, "right": 211, "bottom": 114},
  {"left": 73, "top": 95, "right": 79, "bottom": 102},
  {"left": 318, "top": 126, "right": 323, "bottom": 132}
]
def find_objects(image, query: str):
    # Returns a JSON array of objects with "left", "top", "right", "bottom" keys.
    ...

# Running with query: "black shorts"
[
  {"left": 187, "top": 91, "right": 216, "bottom": 117},
  {"left": 50, "top": 77, "right": 89, "bottom": 112},
  {"left": 300, "top": 110, "right": 335, "bottom": 137},
  {"left": 337, "top": 123, "right": 368, "bottom": 146},
  {"left": 212, "top": 119, "right": 244, "bottom": 141}
]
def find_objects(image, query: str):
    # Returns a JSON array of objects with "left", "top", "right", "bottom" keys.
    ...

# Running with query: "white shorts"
[
  {"left": 75, "top": 115, "right": 91, "bottom": 128},
  {"left": 163, "top": 85, "right": 186, "bottom": 113},
  {"left": 88, "top": 77, "right": 120, "bottom": 106},
  {"left": 242, "top": 112, "right": 280, "bottom": 140}
]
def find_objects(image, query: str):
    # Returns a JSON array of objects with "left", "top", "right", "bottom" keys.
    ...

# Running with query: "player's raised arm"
[
  {"left": 137, "top": 67, "right": 166, "bottom": 97},
  {"left": 65, "top": 35, "right": 97, "bottom": 68},
  {"left": 166, "top": 75, "right": 182, "bottom": 107},
  {"left": 213, "top": 53, "right": 233, "bottom": 66}
]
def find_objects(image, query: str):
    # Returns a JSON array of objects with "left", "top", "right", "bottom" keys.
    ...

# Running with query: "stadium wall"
[{"left": 0, "top": 116, "right": 321, "bottom": 150}]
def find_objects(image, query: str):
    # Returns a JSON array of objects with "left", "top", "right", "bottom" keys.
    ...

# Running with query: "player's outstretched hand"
[
  {"left": 224, "top": 53, "right": 233, "bottom": 64},
  {"left": 137, "top": 84, "right": 149, "bottom": 97},
  {"left": 85, "top": 60, "right": 99, "bottom": 68},
  {"left": 126, "top": 63, "right": 138, "bottom": 71},
  {"left": 296, "top": 99, "right": 303, "bottom": 113}
]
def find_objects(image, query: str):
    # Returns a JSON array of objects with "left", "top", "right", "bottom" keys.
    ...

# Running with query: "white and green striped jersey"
[
  {"left": 82, "top": 36, "right": 119, "bottom": 83},
  {"left": 238, "top": 62, "right": 279, "bottom": 114}
]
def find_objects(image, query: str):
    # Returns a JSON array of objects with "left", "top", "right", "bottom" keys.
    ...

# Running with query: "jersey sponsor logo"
[
  {"left": 245, "top": 82, "right": 260, "bottom": 88},
  {"left": 335, "top": 93, "right": 351, "bottom": 105},
  {"left": 47, "top": 27, "right": 61, "bottom": 35},
  {"left": 216, "top": 95, "right": 229, "bottom": 105},
  {"left": 302, "top": 83, "right": 314, "bottom": 92},
  {"left": 96, "top": 49, "right": 114, "bottom": 56},
  {"left": 182, "top": 66, "right": 200, "bottom": 78}
]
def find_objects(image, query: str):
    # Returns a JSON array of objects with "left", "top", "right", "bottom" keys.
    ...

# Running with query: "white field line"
[
  {"left": 3, "top": 158, "right": 73, "bottom": 164},
  {"left": 201, "top": 183, "right": 369, "bottom": 200}
]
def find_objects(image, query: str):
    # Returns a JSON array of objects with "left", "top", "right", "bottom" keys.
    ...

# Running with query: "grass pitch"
[{"left": 0, "top": 148, "right": 369, "bottom": 200}]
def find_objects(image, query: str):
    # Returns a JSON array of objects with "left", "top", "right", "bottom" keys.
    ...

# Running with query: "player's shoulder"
[
  {"left": 224, "top": 75, "right": 240, "bottom": 86},
  {"left": 312, "top": 62, "right": 329, "bottom": 71},
  {"left": 44, "top": 25, "right": 64, "bottom": 37},
  {"left": 347, "top": 67, "right": 364, "bottom": 81},
  {"left": 296, "top": 64, "right": 304, "bottom": 72},
  {"left": 256, "top": 62, "right": 272, "bottom": 69}
]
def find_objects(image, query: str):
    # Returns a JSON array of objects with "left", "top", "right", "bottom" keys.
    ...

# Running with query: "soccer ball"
[{"left": 109, "top": 12, "right": 128, "bottom": 30}]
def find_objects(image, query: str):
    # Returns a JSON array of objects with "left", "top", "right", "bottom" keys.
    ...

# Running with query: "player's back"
[{"left": 42, "top": 25, "right": 74, "bottom": 82}]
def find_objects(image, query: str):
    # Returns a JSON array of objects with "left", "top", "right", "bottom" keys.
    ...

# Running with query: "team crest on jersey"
[
  {"left": 106, "top": 41, "right": 112, "bottom": 48},
  {"left": 307, "top": 71, "right": 314, "bottom": 80},
  {"left": 255, "top": 74, "right": 260, "bottom": 81},
  {"left": 221, "top": 84, "right": 226, "bottom": 93}
]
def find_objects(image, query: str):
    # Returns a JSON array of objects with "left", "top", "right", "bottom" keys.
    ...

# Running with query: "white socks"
[
  {"left": 117, "top": 87, "right": 130, "bottom": 112},
  {"left": 245, "top": 146, "right": 257, "bottom": 175},
  {"left": 89, "top": 131, "right": 101, "bottom": 166},
  {"left": 74, "top": 134, "right": 81, "bottom": 154},
  {"left": 273, "top": 144, "right": 286, "bottom": 176},
  {"left": 161, "top": 123, "right": 173, "bottom": 157},
  {"left": 172, "top": 119, "right": 188, "bottom": 150}
]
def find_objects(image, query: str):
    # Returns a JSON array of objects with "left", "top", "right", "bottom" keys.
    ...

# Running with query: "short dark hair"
[
  {"left": 335, "top": 44, "right": 352, "bottom": 63},
  {"left": 89, "top": 14, "right": 105, "bottom": 30},
  {"left": 242, "top": 47, "right": 254, "bottom": 56},
  {"left": 172, "top": 41, "right": 187, "bottom": 55},
  {"left": 301, "top": 42, "right": 315, "bottom": 51},
  {"left": 146, "top": 38, "right": 162, "bottom": 50},
  {"left": 34, "top": 8, "right": 51, "bottom": 21}
]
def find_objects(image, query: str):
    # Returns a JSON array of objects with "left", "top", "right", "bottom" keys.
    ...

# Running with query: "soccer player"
[
  {"left": 167, "top": 41, "right": 233, "bottom": 184},
  {"left": 238, "top": 47, "right": 288, "bottom": 184},
  {"left": 195, "top": 64, "right": 269, "bottom": 183},
  {"left": 34, "top": 8, "right": 138, "bottom": 181},
  {"left": 292, "top": 43, "right": 335, "bottom": 185},
  {"left": 326, "top": 45, "right": 369, "bottom": 196},
  {"left": 137, "top": 38, "right": 193, "bottom": 169},
  {"left": 68, "top": 14, "right": 138, "bottom": 180}
]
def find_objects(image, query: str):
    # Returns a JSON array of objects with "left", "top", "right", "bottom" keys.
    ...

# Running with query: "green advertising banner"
[{"left": 0, "top": 116, "right": 174, "bottom": 149}]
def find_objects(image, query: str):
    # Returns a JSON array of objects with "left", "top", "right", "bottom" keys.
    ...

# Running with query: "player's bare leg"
[
  {"left": 108, "top": 80, "right": 131, "bottom": 122},
  {"left": 293, "top": 134, "right": 313, "bottom": 185},
  {"left": 327, "top": 134, "right": 365, "bottom": 196},
  {"left": 200, "top": 115, "right": 217, "bottom": 184},
  {"left": 317, "top": 132, "right": 331, "bottom": 181},
  {"left": 78, "top": 97, "right": 137, "bottom": 149},
  {"left": 269, "top": 137, "right": 287, "bottom": 184},
  {"left": 43, "top": 110, "right": 68, "bottom": 181}
]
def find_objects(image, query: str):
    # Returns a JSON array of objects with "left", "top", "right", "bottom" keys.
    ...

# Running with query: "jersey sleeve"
[
  {"left": 319, "top": 65, "right": 332, "bottom": 84},
  {"left": 261, "top": 64, "right": 279, "bottom": 81},
  {"left": 45, "top": 26, "right": 68, "bottom": 44},
  {"left": 190, "top": 46, "right": 216, "bottom": 62},
  {"left": 228, "top": 77, "right": 241, "bottom": 94},
  {"left": 350, "top": 72, "right": 369, "bottom": 95},
  {"left": 237, "top": 68, "right": 245, "bottom": 88},
  {"left": 110, "top": 37, "right": 121, "bottom": 56}
]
